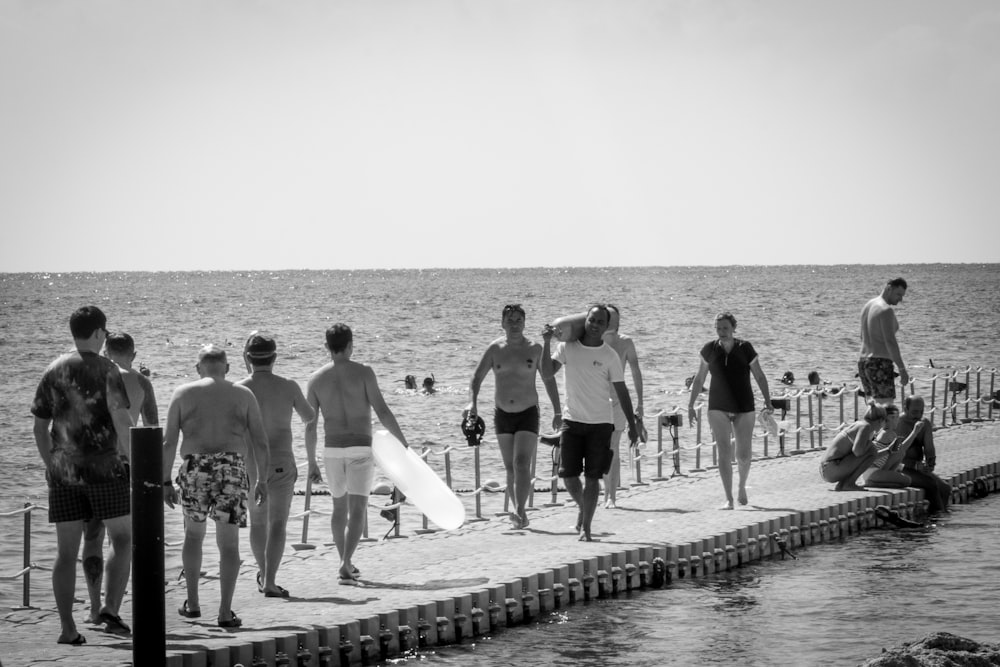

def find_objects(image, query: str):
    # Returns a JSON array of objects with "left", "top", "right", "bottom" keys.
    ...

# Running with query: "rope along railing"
[
  {"left": 5, "top": 366, "right": 997, "bottom": 606},
  {"left": 0, "top": 502, "right": 51, "bottom": 609}
]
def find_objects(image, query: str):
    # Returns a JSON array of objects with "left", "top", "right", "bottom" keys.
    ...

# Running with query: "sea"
[{"left": 1, "top": 264, "right": 999, "bottom": 663}]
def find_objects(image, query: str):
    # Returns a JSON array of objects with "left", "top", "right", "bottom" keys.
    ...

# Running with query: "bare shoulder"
[
  {"left": 233, "top": 382, "right": 257, "bottom": 400},
  {"left": 308, "top": 362, "right": 336, "bottom": 382},
  {"left": 135, "top": 371, "right": 155, "bottom": 390}
]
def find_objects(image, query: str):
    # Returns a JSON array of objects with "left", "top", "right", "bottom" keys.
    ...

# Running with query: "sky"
[{"left": 1, "top": 1, "right": 998, "bottom": 272}]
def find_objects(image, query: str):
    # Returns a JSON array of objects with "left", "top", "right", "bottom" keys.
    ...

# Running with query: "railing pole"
[
  {"left": 795, "top": 395, "right": 802, "bottom": 452},
  {"left": 817, "top": 392, "right": 824, "bottom": 450},
  {"left": 474, "top": 447, "right": 483, "bottom": 519},
  {"left": 975, "top": 369, "right": 982, "bottom": 421},
  {"left": 965, "top": 369, "right": 971, "bottom": 421},
  {"left": 930, "top": 378, "right": 938, "bottom": 428},
  {"left": 131, "top": 426, "right": 165, "bottom": 667},
  {"left": 807, "top": 392, "right": 815, "bottom": 449},
  {"left": 694, "top": 406, "right": 703, "bottom": 470},
  {"left": 838, "top": 390, "right": 845, "bottom": 430},
  {"left": 22, "top": 502, "right": 30, "bottom": 608},
  {"left": 990, "top": 371, "right": 996, "bottom": 421}
]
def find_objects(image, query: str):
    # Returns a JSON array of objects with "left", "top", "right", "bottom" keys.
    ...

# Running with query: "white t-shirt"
[{"left": 553, "top": 340, "right": 625, "bottom": 424}]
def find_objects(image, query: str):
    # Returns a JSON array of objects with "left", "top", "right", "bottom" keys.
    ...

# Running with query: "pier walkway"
[{"left": 3, "top": 422, "right": 999, "bottom": 667}]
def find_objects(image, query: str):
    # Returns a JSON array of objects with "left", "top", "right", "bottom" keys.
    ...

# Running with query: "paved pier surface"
[{"left": 3, "top": 422, "right": 999, "bottom": 667}]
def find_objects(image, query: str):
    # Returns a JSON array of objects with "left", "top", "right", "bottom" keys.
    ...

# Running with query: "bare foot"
[
  {"left": 578, "top": 529, "right": 593, "bottom": 542},
  {"left": 519, "top": 513, "right": 530, "bottom": 529},
  {"left": 720, "top": 500, "right": 735, "bottom": 510},
  {"left": 738, "top": 489, "right": 748, "bottom": 506}
]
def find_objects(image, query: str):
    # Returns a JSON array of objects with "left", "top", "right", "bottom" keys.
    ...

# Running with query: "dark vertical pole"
[
  {"left": 23, "top": 502, "right": 31, "bottom": 608},
  {"left": 131, "top": 426, "right": 165, "bottom": 667}
]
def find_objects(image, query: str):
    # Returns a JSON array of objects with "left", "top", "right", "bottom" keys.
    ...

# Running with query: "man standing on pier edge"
[{"left": 858, "top": 277, "right": 909, "bottom": 406}]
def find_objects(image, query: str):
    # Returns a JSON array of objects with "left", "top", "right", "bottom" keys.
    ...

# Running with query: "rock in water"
[{"left": 860, "top": 632, "right": 1000, "bottom": 666}]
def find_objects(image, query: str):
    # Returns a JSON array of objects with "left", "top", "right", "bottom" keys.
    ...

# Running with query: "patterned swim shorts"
[
  {"left": 857, "top": 357, "right": 897, "bottom": 400},
  {"left": 176, "top": 452, "right": 249, "bottom": 526}
]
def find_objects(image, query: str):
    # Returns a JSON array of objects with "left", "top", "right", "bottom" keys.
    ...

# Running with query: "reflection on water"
[{"left": 393, "top": 494, "right": 1000, "bottom": 667}]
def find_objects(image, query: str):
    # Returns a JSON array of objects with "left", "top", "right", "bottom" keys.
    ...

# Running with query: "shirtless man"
[
  {"left": 237, "top": 333, "right": 315, "bottom": 598},
  {"left": 601, "top": 304, "right": 647, "bottom": 509},
  {"left": 859, "top": 278, "right": 909, "bottom": 406},
  {"left": 469, "top": 304, "right": 561, "bottom": 529},
  {"left": 82, "top": 332, "right": 159, "bottom": 624},
  {"left": 305, "top": 324, "right": 409, "bottom": 583},
  {"left": 162, "top": 345, "right": 269, "bottom": 628},
  {"left": 542, "top": 305, "right": 640, "bottom": 541}
]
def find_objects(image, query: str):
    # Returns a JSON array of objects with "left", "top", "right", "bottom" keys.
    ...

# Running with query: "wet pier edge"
[{"left": 3, "top": 422, "right": 999, "bottom": 667}]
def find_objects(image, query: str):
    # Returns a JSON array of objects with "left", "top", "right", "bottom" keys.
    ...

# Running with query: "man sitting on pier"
[{"left": 896, "top": 395, "right": 951, "bottom": 514}]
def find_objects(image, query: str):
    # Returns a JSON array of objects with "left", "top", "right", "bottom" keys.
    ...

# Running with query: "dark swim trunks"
[
  {"left": 493, "top": 405, "right": 540, "bottom": 435},
  {"left": 857, "top": 357, "right": 897, "bottom": 400},
  {"left": 558, "top": 420, "right": 614, "bottom": 479},
  {"left": 48, "top": 467, "right": 130, "bottom": 523}
]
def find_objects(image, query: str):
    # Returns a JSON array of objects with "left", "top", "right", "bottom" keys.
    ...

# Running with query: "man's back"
[
  {"left": 238, "top": 372, "right": 308, "bottom": 451},
  {"left": 860, "top": 296, "right": 898, "bottom": 358},
  {"left": 119, "top": 367, "right": 157, "bottom": 426},
  {"left": 172, "top": 378, "right": 255, "bottom": 455},
  {"left": 309, "top": 360, "right": 374, "bottom": 442}
]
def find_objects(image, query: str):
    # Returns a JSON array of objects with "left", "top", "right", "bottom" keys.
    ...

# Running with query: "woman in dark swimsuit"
[{"left": 687, "top": 312, "right": 773, "bottom": 509}]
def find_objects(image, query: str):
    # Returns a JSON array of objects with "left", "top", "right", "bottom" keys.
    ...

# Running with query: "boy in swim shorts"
[{"left": 306, "top": 324, "right": 410, "bottom": 584}]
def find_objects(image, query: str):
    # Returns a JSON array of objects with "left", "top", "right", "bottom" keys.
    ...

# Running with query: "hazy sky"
[{"left": 2, "top": 1, "right": 998, "bottom": 272}]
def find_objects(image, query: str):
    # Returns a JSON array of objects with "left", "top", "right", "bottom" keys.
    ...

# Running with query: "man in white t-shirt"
[{"left": 542, "top": 304, "right": 640, "bottom": 541}]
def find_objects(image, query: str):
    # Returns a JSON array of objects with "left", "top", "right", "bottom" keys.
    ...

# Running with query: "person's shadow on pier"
[
  {"left": 613, "top": 506, "right": 694, "bottom": 515},
  {"left": 357, "top": 576, "right": 490, "bottom": 591}
]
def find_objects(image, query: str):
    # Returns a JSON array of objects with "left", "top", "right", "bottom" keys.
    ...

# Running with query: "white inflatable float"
[
  {"left": 550, "top": 311, "right": 587, "bottom": 341},
  {"left": 371, "top": 430, "right": 466, "bottom": 530}
]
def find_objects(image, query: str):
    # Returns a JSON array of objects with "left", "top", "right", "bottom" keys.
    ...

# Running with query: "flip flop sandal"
[
  {"left": 178, "top": 600, "right": 201, "bottom": 618},
  {"left": 338, "top": 576, "right": 363, "bottom": 587},
  {"left": 99, "top": 611, "right": 132, "bottom": 635},
  {"left": 57, "top": 633, "right": 86, "bottom": 645},
  {"left": 264, "top": 585, "right": 290, "bottom": 598},
  {"left": 218, "top": 611, "right": 242, "bottom": 628}
]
